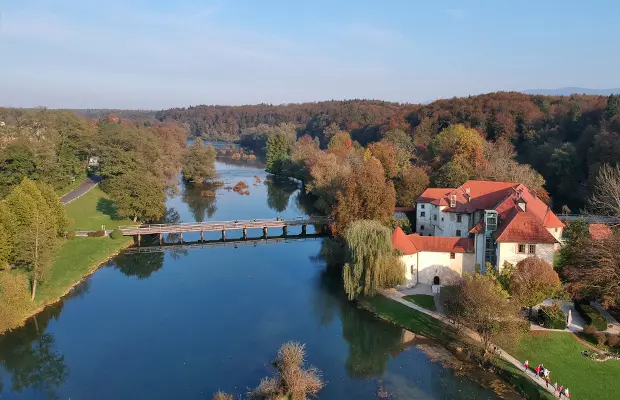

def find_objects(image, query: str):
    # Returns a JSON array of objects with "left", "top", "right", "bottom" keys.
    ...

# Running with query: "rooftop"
[{"left": 392, "top": 227, "right": 474, "bottom": 255}]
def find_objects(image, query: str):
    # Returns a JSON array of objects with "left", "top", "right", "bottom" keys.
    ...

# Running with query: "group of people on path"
[{"left": 523, "top": 360, "right": 570, "bottom": 398}]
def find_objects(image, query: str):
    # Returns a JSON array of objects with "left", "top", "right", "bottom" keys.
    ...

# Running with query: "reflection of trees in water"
[
  {"left": 181, "top": 182, "right": 217, "bottom": 222},
  {"left": 0, "top": 302, "right": 68, "bottom": 398},
  {"left": 265, "top": 176, "right": 299, "bottom": 212},
  {"left": 112, "top": 252, "right": 165, "bottom": 280},
  {"left": 312, "top": 267, "right": 405, "bottom": 379}
]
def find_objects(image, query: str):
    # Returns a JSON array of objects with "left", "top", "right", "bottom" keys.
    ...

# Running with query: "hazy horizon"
[{"left": 2, "top": 0, "right": 619, "bottom": 109}]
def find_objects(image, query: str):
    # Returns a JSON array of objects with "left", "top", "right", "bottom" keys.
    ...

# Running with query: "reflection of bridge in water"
[
  {"left": 117, "top": 217, "right": 332, "bottom": 246},
  {"left": 122, "top": 233, "right": 326, "bottom": 254}
]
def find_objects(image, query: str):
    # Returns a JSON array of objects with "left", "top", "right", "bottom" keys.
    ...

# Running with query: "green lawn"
[
  {"left": 503, "top": 331, "right": 619, "bottom": 400},
  {"left": 65, "top": 186, "right": 132, "bottom": 231},
  {"left": 403, "top": 294, "right": 436, "bottom": 311},
  {"left": 364, "top": 295, "right": 454, "bottom": 342}
]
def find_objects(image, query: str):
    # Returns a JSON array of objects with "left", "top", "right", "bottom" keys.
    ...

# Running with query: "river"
[{"left": 0, "top": 160, "right": 509, "bottom": 400}]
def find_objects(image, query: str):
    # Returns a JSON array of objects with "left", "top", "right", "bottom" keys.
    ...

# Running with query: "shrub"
[
  {"left": 539, "top": 304, "right": 567, "bottom": 329},
  {"left": 87, "top": 230, "right": 106, "bottom": 238},
  {"left": 109, "top": 229, "right": 124, "bottom": 240},
  {"left": 606, "top": 334, "right": 620, "bottom": 348},
  {"left": 67, "top": 231, "right": 77, "bottom": 240},
  {"left": 594, "top": 332, "right": 607, "bottom": 345},
  {"left": 584, "top": 325, "right": 598, "bottom": 336},
  {"left": 212, "top": 391, "right": 234, "bottom": 400},
  {"left": 575, "top": 301, "right": 608, "bottom": 331}
]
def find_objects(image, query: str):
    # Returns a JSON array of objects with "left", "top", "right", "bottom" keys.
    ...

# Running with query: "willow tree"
[
  {"left": 181, "top": 139, "right": 217, "bottom": 183},
  {"left": 343, "top": 220, "right": 404, "bottom": 300}
]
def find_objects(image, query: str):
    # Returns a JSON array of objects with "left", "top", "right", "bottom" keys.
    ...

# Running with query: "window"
[
  {"left": 421, "top": 204, "right": 425, "bottom": 209},
  {"left": 456, "top": 214, "right": 462, "bottom": 223},
  {"left": 420, "top": 211, "right": 426, "bottom": 217},
  {"left": 433, "top": 215, "right": 437, "bottom": 221},
  {"left": 529, "top": 244, "right": 536, "bottom": 254},
  {"left": 450, "top": 253, "right": 455, "bottom": 259},
  {"left": 420, "top": 225, "right": 425, "bottom": 231},
  {"left": 486, "top": 212, "right": 498, "bottom": 232},
  {"left": 517, "top": 244, "right": 526, "bottom": 254},
  {"left": 456, "top": 229, "right": 461, "bottom": 236},
  {"left": 450, "top": 194, "right": 457, "bottom": 208}
]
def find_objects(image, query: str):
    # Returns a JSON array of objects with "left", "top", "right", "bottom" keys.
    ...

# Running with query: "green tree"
[
  {"left": 432, "top": 160, "right": 471, "bottom": 188},
  {"left": 35, "top": 182, "right": 69, "bottom": 236},
  {"left": 266, "top": 133, "right": 291, "bottom": 174},
  {"left": 342, "top": 220, "right": 404, "bottom": 300},
  {"left": 509, "top": 257, "right": 561, "bottom": 316},
  {"left": 605, "top": 94, "right": 620, "bottom": 120},
  {"left": 106, "top": 171, "right": 166, "bottom": 222},
  {"left": 181, "top": 139, "right": 217, "bottom": 183}
]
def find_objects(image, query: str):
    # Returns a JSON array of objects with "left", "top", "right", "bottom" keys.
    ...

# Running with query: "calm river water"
[{"left": 0, "top": 160, "right": 508, "bottom": 400}]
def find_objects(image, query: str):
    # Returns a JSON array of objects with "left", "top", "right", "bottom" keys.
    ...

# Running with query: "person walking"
[
  {"left": 545, "top": 375, "right": 550, "bottom": 387},
  {"left": 535, "top": 365, "right": 541, "bottom": 376},
  {"left": 523, "top": 359, "right": 529, "bottom": 372},
  {"left": 564, "top": 387, "right": 569, "bottom": 399},
  {"left": 557, "top": 384, "right": 564, "bottom": 399}
]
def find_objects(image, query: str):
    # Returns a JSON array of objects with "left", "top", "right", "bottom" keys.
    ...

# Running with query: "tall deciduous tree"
[
  {"left": 333, "top": 157, "right": 395, "bottom": 235},
  {"left": 509, "top": 257, "right": 562, "bottom": 316},
  {"left": 589, "top": 163, "right": 620, "bottom": 217},
  {"left": 107, "top": 171, "right": 166, "bottom": 223},
  {"left": 441, "top": 273, "right": 526, "bottom": 355},
  {"left": 342, "top": 220, "right": 404, "bottom": 300},
  {"left": 181, "top": 139, "right": 217, "bottom": 183},
  {"left": 266, "top": 133, "right": 291, "bottom": 174},
  {"left": 394, "top": 166, "right": 429, "bottom": 207},
  {"left": 368, "top": 141, "right": 399, "bottom": 179}
]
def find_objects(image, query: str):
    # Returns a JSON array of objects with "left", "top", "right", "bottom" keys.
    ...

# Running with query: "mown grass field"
[
  {"left": 502, "top": 331, "right": 620, "bottom": 400},
  {"left": 403, "top": 294, "right": 436, "bottom": 311},
  {"left": 65, "top": 186, "right": 131, "bottom": 231}
]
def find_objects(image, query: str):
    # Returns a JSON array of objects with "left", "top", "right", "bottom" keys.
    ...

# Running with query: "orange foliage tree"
[{"left": 509, "top": 257, "right": 562, "bottom": 315}]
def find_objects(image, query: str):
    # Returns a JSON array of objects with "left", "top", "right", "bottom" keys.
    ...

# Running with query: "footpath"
[
  {"left": 60, "top": 175, "right": 101, "bottom": 205},
  {"left": 381, "top": 289, "right": 560, "bottom": 398}
]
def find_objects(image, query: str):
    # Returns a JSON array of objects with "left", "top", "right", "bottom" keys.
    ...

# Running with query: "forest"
[{"left": 156, "top": 92, "right": 620, "bottom": 211}]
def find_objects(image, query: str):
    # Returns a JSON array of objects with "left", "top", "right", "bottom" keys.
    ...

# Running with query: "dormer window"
[{"left": 450, "top": 194, "right": 457, "bottom": 208}]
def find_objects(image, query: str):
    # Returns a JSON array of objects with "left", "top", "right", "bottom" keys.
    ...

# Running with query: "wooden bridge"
[{"left": 116, "top": 216, "right": 332, "bottom": 246}]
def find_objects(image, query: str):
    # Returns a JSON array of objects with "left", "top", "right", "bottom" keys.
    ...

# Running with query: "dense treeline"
[{"left": 157, "top": 93, "right": 620, "bottom": 210}]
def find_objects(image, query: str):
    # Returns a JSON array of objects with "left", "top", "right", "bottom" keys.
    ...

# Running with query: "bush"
[
  {"left": 584, "top": 325, "right": 598, "bottom": 336},
  {"left": 67, "top": 231, "right": 76, "bottom": 240},
  {"left": 594, "top": 332, "right": 607, "bottom": 345},
  {"left": 110, "top": 229, "right": 124, "bottom": 240},
  {"left": 87, "top": 230, "right": 106, "bottom": 238},
  {"left": 606, "top": 334, "right": 620, "bottom": 348},
  {"left": 575, "top": 301, "right": 608, "bottom": 331},
  {"left": 539, "top": 304, "right": 567, "bottom": 329}
]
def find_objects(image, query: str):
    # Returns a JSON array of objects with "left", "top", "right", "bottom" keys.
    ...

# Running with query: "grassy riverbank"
[
  {"left": 365, "top": 295, "right": 556, "bottom": 400},
  {"left": 0, "top": 187, "right": 132, "bottom": 334},
  {"left": 502, "top": 331, "right": 619, "bottom": 400}
]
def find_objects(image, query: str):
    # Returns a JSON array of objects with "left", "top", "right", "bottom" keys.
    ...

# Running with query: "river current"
[{"left": 0, "top": 159, "right": 506, "bottom": 400}]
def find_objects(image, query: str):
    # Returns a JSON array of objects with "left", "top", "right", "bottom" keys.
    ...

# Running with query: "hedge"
[
  {"left": 87, "top": 230, "right": 107, "bottom": 238},
  {"left": 575, "top": 301, "right": 608, "bottom": 331},
  {"left": 109, "top": 229, "right": 124, "bottom": 240},
  {"left": 539, "top": 305, "right": 567, "bottom": 330},
  {"left": 67, "top": 231, "right": 76, "bottom": 240}
]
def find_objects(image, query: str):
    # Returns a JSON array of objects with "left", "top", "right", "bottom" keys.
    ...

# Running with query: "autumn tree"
[
  {"left": 342, "top": 220, "right": 404, "bottom": 300},
  {"left": 394, "top": 166, "right": 429, "bottom": 207},
  {"left": 431, "top": 124, "right": 485, "bottom": 173},
  {"left": 509, "top": 257, "right": 562, "bottom": 316},
  {"left": 305, "top": 151, "right": 353, "bottom": 214},
  {"left": 332, "top": 156, "right": 396, "bottom": 235},
  {"left": 564, "top": 228, "right": 620, "bottom": 307},
  {"left": 106, "top": 171, "right": 166, "bottom": 223},
  {"left": 589, "top": 163, "right": 620, "bottom": 217},
  {"left": 441, "top": 273, "right": 526, "bottom": 355},
  {"left": 181, "top": 139, "right": 217, "bottom": 183},
  {"left": 266, "top": 132, "right": 291, "bottom": 174},
  {"left": 368, "top": 141, "right": 399, "bottom": 179}
]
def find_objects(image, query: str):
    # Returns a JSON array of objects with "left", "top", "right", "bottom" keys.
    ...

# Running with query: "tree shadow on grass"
[{"left": 96, "top": 198, "right": 122, "bottom": 220}]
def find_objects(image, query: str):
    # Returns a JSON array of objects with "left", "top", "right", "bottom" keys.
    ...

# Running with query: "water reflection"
[
  {"left": 265, "top": 176, "right": 299, "bottom": 212},
  {"left": 111, "top": 252, "right": 165, "bottom": 279},
  {"left": 181, "top": 182, "right": 218, "bottom": 222},
  {"left": 0, "top": 302, "right": 68, "bottom": 399}
]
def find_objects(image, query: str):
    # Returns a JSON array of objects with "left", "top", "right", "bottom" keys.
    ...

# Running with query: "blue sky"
[{"left": 1, "top": 0, "right": 619, "bottom": 108}]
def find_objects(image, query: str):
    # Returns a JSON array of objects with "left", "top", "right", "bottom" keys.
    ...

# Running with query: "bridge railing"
[{"left": 117, "top": 216, "right": 332, "bottom": 232}]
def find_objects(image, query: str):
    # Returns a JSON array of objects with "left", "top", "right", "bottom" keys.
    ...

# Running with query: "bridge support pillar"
[
  {"left": 263, "top": 227, "right": 268, "bottom": 239},
  {"left": 200, "top": 231, "right": 204, "bottom": 242},
  {"left": 283, "top": 225, "right": 288, "bottom": 237},
  {"left": 159, "top": 233, "right": 163, "bottom": 246},
  {"left": 243, "top": 228, "right": 247, "bottom": 240},
  {"left": 137, "top": 234, "right": 141, "bottom": 247},
  {"left": 222, "top": 230, "right": 226, "bottom": 241},
  {"left": 301, "top": 225, "right": 307, "bottom": 235},
  {"left": 180, "top": 232, "right": 183, "bottom": 244}
]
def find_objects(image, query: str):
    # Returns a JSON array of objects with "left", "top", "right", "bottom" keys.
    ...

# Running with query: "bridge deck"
[{"left": 118, "top": 217, "right": 331, "bottom": 235}]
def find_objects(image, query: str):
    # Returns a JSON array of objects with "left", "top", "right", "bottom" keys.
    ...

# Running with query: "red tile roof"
[
  {"left": 589, "top": 224, "right": 612, "bottom": 240},
  {"left": 493, "top": 209, "right": 558, "bottom": 243},
  {"left": 418, "top": 188, "right": 453, "bottom": 203},
  {"left": 392, "top": 227, "right": 474, "bottom": 255}
]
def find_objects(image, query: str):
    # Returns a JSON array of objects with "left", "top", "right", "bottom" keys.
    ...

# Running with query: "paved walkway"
[
  {"left": 60, "top": 175, "right": 101, "bottom": 205},
  {"left": 381, "top": 289, "right": 560, "bottom": 398}
]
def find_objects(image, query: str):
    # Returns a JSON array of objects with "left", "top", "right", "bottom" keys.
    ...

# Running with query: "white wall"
[
  {"left": 547, "top": 227, "right": 563, "bottom": 242},
  {"left": 415, "top": 251, "right": 476, "bottom": 285},
  {"left": 401, "top": 254, "right": 418, "bottom": 284},
  {"left": 497, "top": 242, "right": 556, "bottom": 269},
  {"left": 416, "top": 202, "right": 432, "bottom": 235}
]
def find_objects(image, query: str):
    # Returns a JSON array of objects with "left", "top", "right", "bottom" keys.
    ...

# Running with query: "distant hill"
[{"left": 522, "top": 87, "right": 620, "bottom": 96}]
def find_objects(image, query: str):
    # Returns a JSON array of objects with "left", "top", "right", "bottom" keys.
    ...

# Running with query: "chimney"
[{"left": 465, "top": 187, "right": 471, "bottom": 202}]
